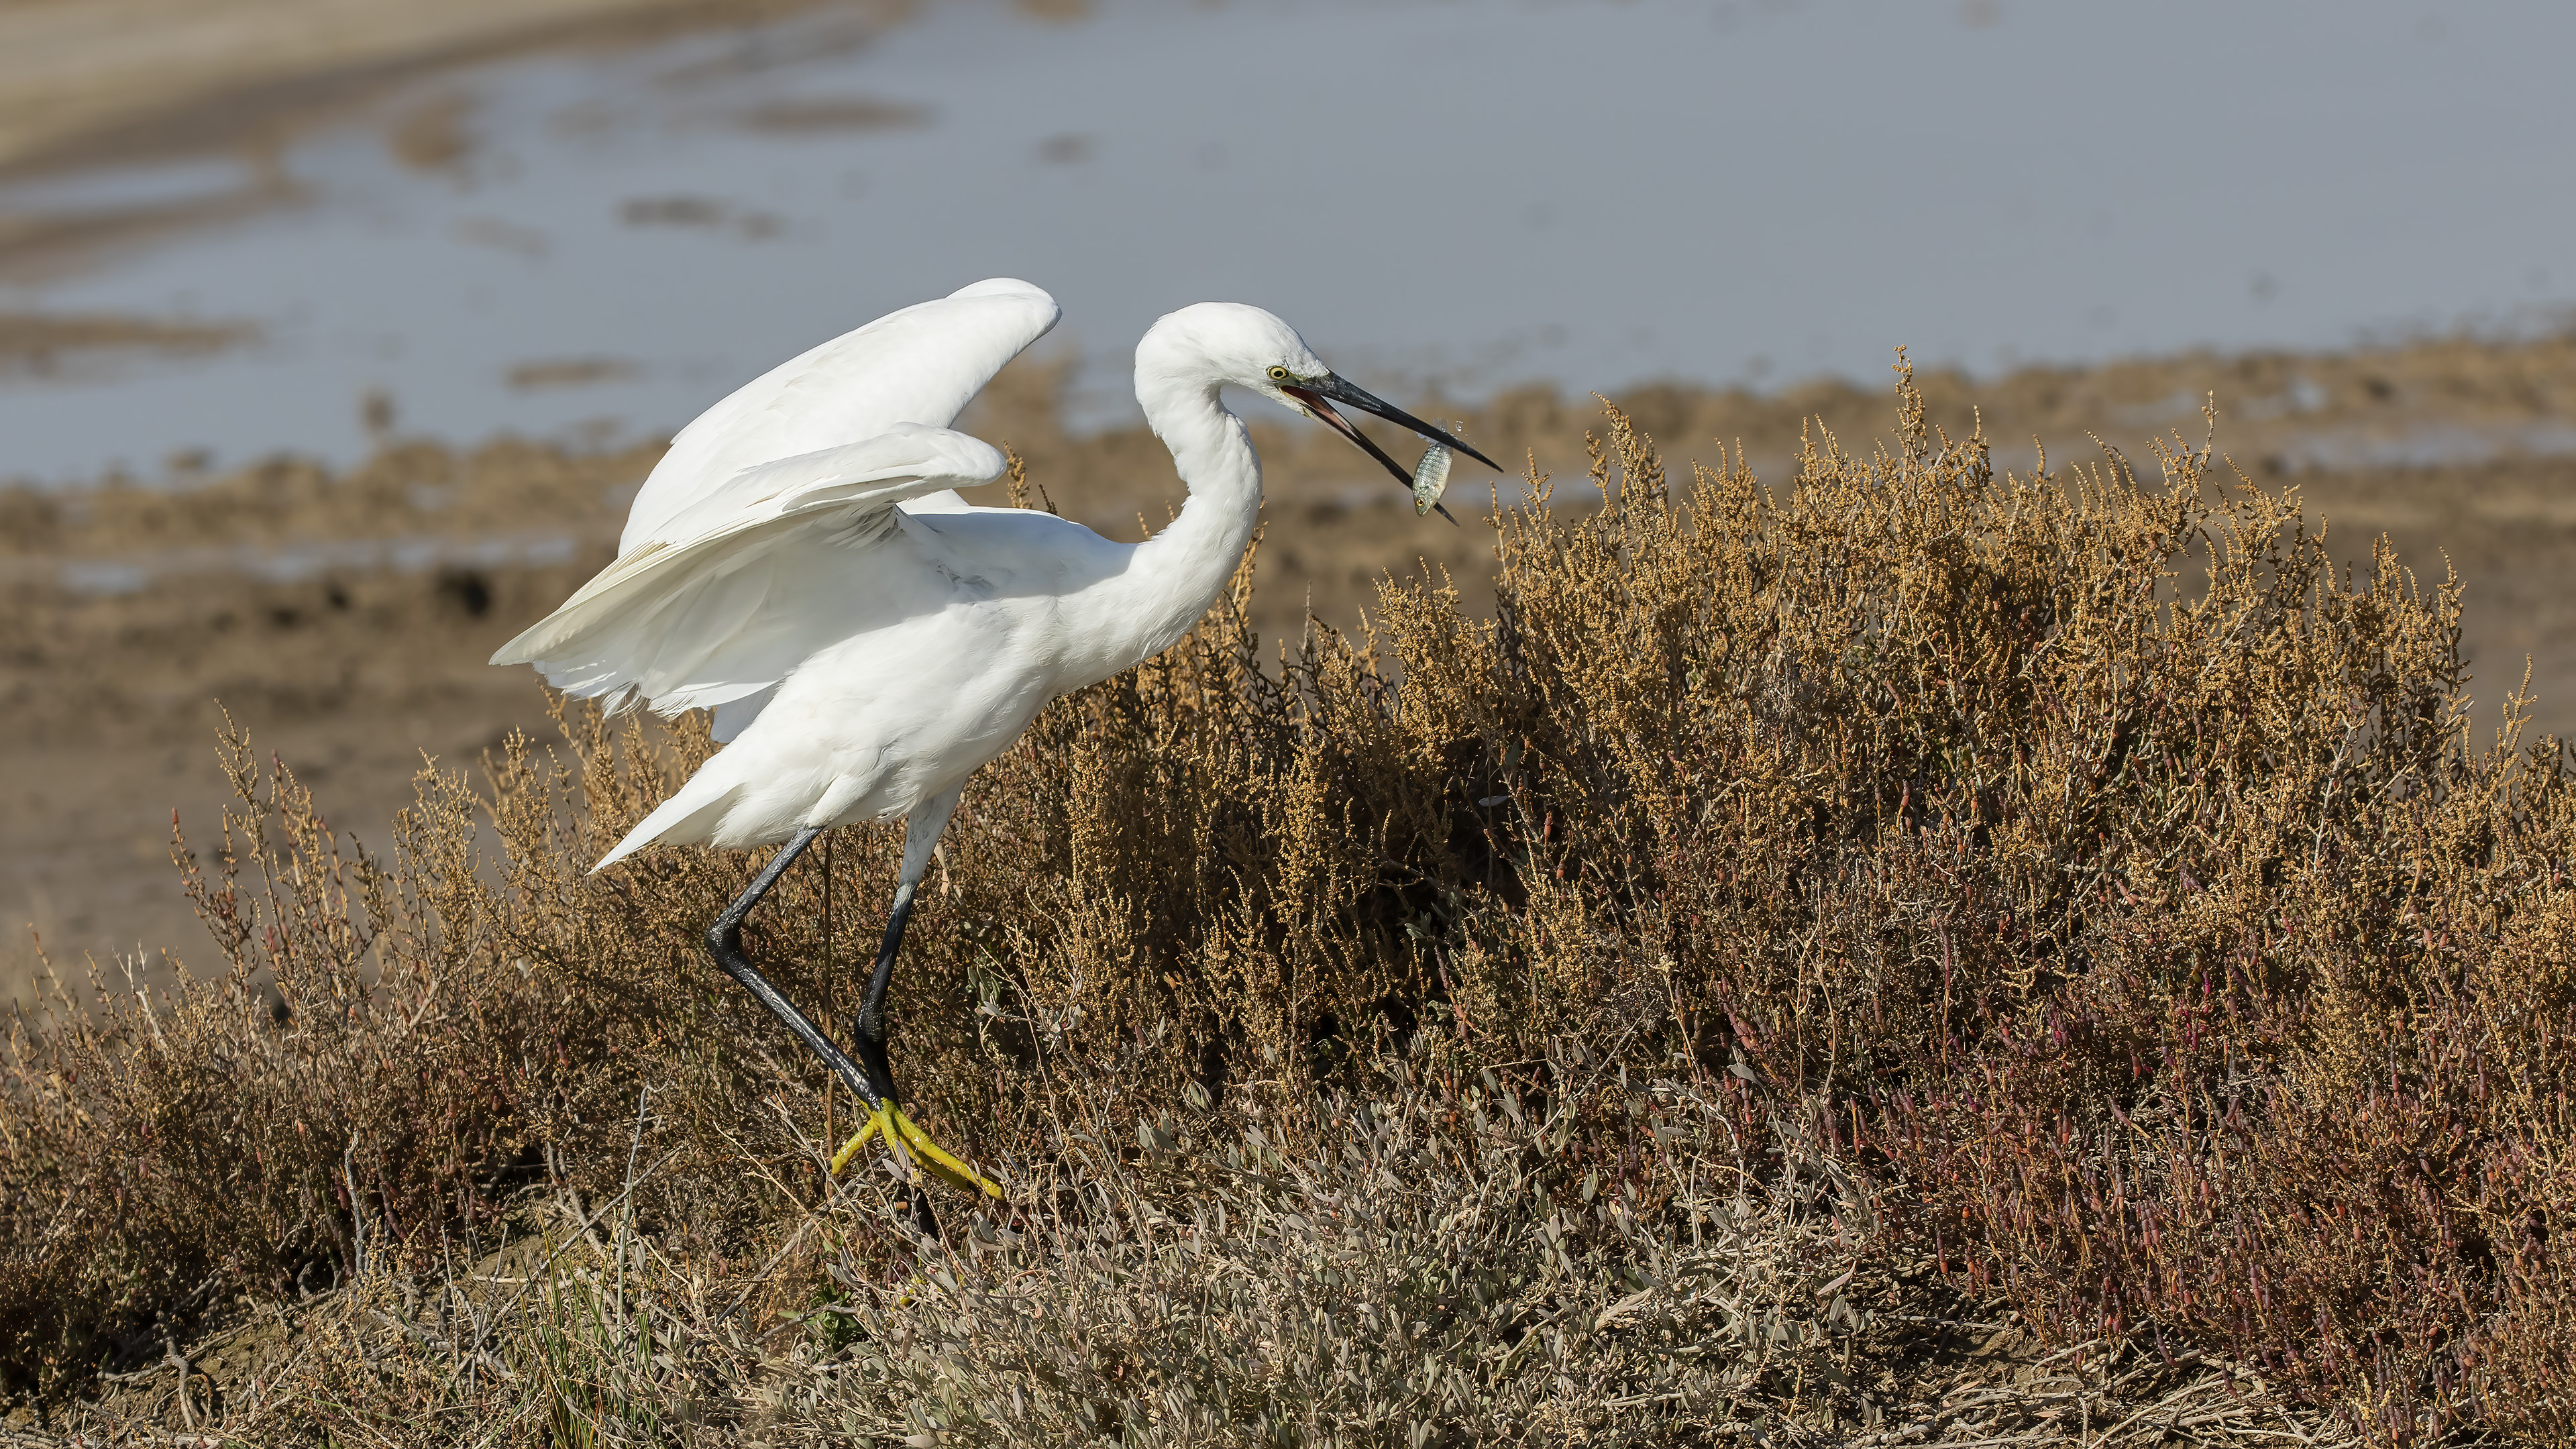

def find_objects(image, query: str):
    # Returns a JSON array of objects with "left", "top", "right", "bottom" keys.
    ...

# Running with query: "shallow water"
[{"left": 1, "top": 0, "right": 2570, "bottom": 484}]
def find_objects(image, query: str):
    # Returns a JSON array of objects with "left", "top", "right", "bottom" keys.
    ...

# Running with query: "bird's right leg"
[
  {"left": 849, "top": 787, "right": 957, "bottom": 1113},
  {"left": 828, "top": 786, "right": 1000, "bottom": 1200}
]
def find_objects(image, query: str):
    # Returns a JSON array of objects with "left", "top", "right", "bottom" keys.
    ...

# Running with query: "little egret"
[{"left": 491, "top": 278, "right": 1496, "bottom": 1218}]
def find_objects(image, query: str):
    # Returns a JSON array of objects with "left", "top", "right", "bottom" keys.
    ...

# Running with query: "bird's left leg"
[
  {"left": 828, "top": 785, "right": 1000, "bottom": 1199},
  {"left": 704, "top": 826, "right": 882, "bottom": 1111},
  {"left": 702, "top": 822, "right": 947, "bottom": 1192}
]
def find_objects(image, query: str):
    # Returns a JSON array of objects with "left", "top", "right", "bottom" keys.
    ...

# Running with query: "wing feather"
[
  {"left": 495, "top": 277, "right": 1057, "bottom": 741},
  {"left": 621, "top": 278, "right": 1059, "bottom": 553},
  {"left": 490, "top": 423, "right": 1004, "bottom": 718}
]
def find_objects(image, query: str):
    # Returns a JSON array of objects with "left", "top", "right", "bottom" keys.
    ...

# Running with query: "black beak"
[{"left": 1281, "top": 374, "right": 1501, "bottom": 525}]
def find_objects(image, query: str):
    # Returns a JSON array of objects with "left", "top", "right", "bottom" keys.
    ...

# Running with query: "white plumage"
[
  {"left": 494, "top": 278, "right": 1481, "bottom": 876},
  {"left": 489, "top": 277, "right": 1493, "bottom": 1210}
]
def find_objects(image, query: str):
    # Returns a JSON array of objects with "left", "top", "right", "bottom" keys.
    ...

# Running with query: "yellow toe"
[
  {"left": 825, "top": 1102, "right": 1001, "bottom": 1198},
  {"left": 891, "top": 1107, "right": 1004, "bottom": 1198},
  {"left": 828, "top": 1106, "right": 888, "bottom": 1177}
]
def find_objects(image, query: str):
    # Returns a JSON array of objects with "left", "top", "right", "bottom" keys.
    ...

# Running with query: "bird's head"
[{"left": 1138, "top": 302, "right": 1501, "bottom": 513}]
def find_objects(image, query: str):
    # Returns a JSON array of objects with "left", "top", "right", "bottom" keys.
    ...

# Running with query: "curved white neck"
[{"left": 1069, "top": 376, "right": 1261, "bottom": 684}]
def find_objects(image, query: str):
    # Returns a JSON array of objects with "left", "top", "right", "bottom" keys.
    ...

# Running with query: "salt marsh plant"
[{"left": 5, "top": 361, "right": 2568, "bottom": 1444}]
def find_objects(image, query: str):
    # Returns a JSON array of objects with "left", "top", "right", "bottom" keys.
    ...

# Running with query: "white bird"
[{"left": 492, "top": 278, "right": 1495, "bottom": 1221}]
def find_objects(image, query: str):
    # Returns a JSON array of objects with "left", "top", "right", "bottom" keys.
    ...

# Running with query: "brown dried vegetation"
[{"left": 3, "top": 362, "right": 2570, "bottom": 1444}]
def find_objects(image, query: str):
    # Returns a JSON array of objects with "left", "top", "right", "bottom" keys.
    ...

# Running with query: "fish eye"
[{"left": 1268, "top": 366, "right": 1290, "bottom": 381}]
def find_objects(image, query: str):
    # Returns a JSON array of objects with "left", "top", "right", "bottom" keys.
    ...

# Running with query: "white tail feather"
[{"left": 592, "top": 775, "right": 742, "bottom": 873}]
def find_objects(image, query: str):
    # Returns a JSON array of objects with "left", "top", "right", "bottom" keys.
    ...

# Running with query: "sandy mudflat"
[
  {"left": 0, "top": 0, "right": 847, "bottom": 177},
  {"left": 0, "top": 0, "right": 900, "bottom": 278}
]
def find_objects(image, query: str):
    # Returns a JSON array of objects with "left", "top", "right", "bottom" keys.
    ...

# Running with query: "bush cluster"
[{"left": 4, "top": 364, "right": 2568, "bottom": 1443}]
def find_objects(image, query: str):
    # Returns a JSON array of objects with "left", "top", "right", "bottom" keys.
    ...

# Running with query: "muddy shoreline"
[{"left": 0, "top": 0, "right": 849, "bottom": 181}]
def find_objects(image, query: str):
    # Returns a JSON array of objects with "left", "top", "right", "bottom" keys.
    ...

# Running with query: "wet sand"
[
  {"left": 0, "top": 0, "right": 839, "bottom": 179},
  {"left": 0, "top": 0, "right": 895, "bottom": 282},
  {"left": 0, "top": 310, "right": 260, "bottom": 383}
]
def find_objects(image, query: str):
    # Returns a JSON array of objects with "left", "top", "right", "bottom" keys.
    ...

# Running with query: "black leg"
[
  {"left": 851, "top": 883, "right": 936, "bottom": 1235},
  {"left": 850, "top": 881, "right": 918, "bottom": 1110},
  {"left": 702, "top": 826, "right": 940, "bottom": 1234},
  {"left": 704, "top": 827, "right": 878, "bottom": 1108}
]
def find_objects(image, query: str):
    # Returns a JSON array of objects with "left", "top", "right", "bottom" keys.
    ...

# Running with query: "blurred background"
[{"left": 4, "top": 0, "right": 2572, "bottom": 992}]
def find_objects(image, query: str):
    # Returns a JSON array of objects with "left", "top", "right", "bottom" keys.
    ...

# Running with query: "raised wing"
[
  {"left": 491, "top": 424, "right": 1004, "bottom": 724},
  {"left": 621, "top": 277, "right": 1060, "bottom": 553}
]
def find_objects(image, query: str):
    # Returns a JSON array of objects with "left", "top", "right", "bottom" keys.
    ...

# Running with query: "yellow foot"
[{"left": 828, "top": 1101, "right": 1003, "bottom": 1199}]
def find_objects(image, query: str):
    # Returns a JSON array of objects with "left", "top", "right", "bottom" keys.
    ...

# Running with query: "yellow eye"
[{"left": 1268, "top": 366, "right": 1290, "bottom": 381}]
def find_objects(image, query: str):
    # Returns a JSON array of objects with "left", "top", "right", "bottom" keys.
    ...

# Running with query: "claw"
[{"left": 828, "top": 1101, "right": 1002, "bottom": 1199}]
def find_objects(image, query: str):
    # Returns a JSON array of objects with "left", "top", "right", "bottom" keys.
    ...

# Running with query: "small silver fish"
[{"left": 1411, "top": 443, "right": 1454, "bottom": 517}]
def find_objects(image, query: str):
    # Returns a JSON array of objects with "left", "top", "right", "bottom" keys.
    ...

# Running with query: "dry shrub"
[
  {"left": 38, "top": 1050, "right": 2337, "bottom": 1447},
  {"left": 3, "top": 359, "right": 2569, "bottom": 1444}
]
